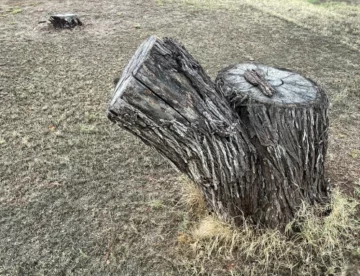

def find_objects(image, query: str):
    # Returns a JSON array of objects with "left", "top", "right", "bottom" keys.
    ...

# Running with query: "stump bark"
[
  {"left": 107, "top": 36, "right": 330, "bottom": 229},
  {"left": 216, "top": 64, "right": 330, "bottom": 227}
]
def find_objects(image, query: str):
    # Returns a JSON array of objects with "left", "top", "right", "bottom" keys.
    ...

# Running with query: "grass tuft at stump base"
[{"left": 178, "top": 177, "right": 360, "bottom": 275}]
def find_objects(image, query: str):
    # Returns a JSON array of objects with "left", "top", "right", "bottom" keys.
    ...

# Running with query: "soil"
[{"left": 0, "top": 0, "right": 359, "bottom": 275}]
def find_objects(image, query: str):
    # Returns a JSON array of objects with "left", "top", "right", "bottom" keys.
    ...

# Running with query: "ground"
[{"left": 0, "top": 0, "right": 359, "bottom": 275}]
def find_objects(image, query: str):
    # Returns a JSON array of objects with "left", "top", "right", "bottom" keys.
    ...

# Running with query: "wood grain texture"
[
  {"left": 244, "top": 69, "right": 275, "bottom": 96},
  {"left": 218, "top": 64, "right": 318, "bottom": 105},
  {"left": 108, "top": 37, "right": 330, "bottom": 229}
]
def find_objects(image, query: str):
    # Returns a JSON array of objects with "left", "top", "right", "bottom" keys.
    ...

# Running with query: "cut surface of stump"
[
  {"left": 107, "top": 36, "right": 330, "bottom": 229},
  {"left": 217, "top": 64, "right": 319, "bottom": 105},
  {"left": 50, "top": 14, "right": 83, "bottom": 29}
]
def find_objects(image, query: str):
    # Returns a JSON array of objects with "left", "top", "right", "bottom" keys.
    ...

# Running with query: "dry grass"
[
  {"left": 169, "top": 0, "right": 360, "bottom": 50},
  {"left": 180, "top": 176, "right": 207, "bottom": 219},
  {"left": 179, "top": 180, "right": 360, "bottom": 275},
  {"left": 1, "top": 0, "right": 359, "bottom": 274}
]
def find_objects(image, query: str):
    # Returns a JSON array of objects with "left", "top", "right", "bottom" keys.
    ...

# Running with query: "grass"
[
  {"left": 170, "top": 0, "right": 360, "bottom": 50},
  {"left": 307, "top": 0, "right": 360, "bottom": 4},
  {"left": 178, "top": 179, "right": 360, "bottom": 275},
  {"left": 1, "top": 0, "right": 359, "bottom": 274},
  {"left": 180, "top": 176, "right": 207, "bottom": 219}
]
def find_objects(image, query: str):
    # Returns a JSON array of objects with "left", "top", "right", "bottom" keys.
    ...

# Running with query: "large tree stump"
[{"left": 107, "top": 36, "right": 330, "bottom": 229}]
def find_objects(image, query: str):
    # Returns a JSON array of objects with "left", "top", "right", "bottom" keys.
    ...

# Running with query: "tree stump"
[
  {"left": 216, "top": 64, "right": 330, "bottom": 227},
  {"left": 107, "top": 36, "right": 330, "bottom": 229},
  {"left": 49, "top": 14, "right": 83, "bottom": 29}
]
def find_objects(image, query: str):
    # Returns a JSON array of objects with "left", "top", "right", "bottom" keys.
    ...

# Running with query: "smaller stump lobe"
[{"left": 216, "top": 63, "right": 329, "bottom": 228}]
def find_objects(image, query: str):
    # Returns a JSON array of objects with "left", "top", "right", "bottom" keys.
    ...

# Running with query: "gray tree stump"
[
  {"left": 216, "top": 64, "right": 330, "bottom": 227},
  {"left": 50, "top": 14, "right": 82, "bottom": 29},
  {"left": 107, "top": 36, "right": 330, "bottom": 229}
]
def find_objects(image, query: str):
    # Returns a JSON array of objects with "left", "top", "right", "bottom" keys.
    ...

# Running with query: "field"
[{"left": 0, "top": 0, "right": 359, "bottom": 275}]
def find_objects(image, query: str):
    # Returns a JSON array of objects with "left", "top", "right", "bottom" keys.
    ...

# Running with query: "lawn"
[{"left": 0, "top": 0, "right": 359, "bottom": 275}]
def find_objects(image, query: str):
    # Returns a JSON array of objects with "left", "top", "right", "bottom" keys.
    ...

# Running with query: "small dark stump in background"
[{"left": 50, "top": 14, "right": 83, "bottom": 29}]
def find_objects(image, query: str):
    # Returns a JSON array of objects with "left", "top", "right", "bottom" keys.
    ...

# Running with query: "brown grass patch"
[
  {"left": 179, "top": 179, "right": 360, "bottom": 275},
  {"left": 180, "top": 175, "right": 207, "bottom": 219},
  {"left": 169, "top": 0, "right": 360, "bottom": 50}
]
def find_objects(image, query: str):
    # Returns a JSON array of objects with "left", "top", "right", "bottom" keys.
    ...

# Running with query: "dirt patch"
[{"left": 0, "top": 0, "right": 359, "bottom": 275}]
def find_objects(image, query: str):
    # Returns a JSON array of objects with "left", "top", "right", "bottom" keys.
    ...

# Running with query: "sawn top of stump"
[{"left": 216, "top": 64, "right": 322, "bottom": 106}]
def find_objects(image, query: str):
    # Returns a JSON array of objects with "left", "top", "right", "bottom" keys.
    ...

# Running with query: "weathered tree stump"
[
  {"left": 216, "top": 64, "right": 330, "bottom": 227},
  {"left": 107, "top": 36, "right": 330, "bottom": 229},
  {"left": 50, "top": 14, "right": 83, "bottom": 29}
]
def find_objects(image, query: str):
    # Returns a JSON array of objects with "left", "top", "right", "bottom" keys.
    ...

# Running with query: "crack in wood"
[{"left": 244, "top": 69, "right": 276, "bottom": 97}]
